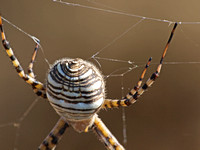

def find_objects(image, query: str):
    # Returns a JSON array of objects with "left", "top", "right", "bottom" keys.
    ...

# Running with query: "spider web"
[{"left": 1, "top": 0, "right": 200, "bottom": 150}]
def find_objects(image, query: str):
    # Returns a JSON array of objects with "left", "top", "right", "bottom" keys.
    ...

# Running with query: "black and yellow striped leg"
[
  {"left": 92, "top": 116, "right": 125, "bottom": 150},
  {"left": 38, "top": 117, "right": 69, "bottom": 150},
  {"left": 103, "top": 57, "right": 152, "bottom": 108},
  {"left": 27, "top": 40, "right": 47, "bottom": 98},
  {"left": 28, "top": 42, "right": 40, "bottom": 78},
  {"left": 103, "top": 22, "right": 178, "bottom": 108},
  {"left": 0, "top": 16, "right": 47, "bottom": 98}
]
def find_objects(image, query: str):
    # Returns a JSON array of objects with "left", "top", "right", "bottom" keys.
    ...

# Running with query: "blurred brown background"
[{"left": 1, "top": 0, "right": 200, "bottom": 150}]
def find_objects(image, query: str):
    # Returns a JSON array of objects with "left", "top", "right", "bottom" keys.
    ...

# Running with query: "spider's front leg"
[
  {"left": 92, "top": 115, "right": 125, "bottom": 150},
  {"left": 27, "top": 41, "right": 47, "bottom": 98},
  {"left": 38, "top": 117, "right": 69, "bottom": 150},
  {"left": 103, "top": 22, "right": 178, "bottom": 109},
  {"left": 0, "top": 16, "right": 47, "bottom": 98},
  {"left": 28, "top": 42, "right": 40, "bottom": 78}
]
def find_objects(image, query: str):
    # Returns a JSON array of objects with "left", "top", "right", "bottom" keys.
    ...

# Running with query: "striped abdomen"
[{"left": 46, "top": 58, "right": 105, "bottom": 121}]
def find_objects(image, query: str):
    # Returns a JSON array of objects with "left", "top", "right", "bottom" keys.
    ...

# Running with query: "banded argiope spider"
[{"left": 0, "top": 16, "right": 177, "bottom": 150}]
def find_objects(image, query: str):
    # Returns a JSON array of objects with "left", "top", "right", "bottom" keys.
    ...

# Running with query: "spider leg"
[
  {"left": 28, "top": 42, "right": 39, "bottom": 78},
  {"left": 0, "top": 16, "right": 47, "bottom": 98},
  {"left": 103, "top": 57, "right": 152, "bottom": 108},
  {"left": 103, "top": 22, "right": 178, "bottom": 108},
  {"left": 92, "top": 115, "right": 125, "bottom": 150},
  {"left": 27, "top": 41, "right": 48, "bottom": 98},
  {"left": 38, "top": 117, "right": 69, "bottom": 150}
]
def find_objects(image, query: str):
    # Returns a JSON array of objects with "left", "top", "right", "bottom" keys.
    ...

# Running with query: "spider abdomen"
[{"left": 46, "top": 58, "right": 105, "bottom": 121}]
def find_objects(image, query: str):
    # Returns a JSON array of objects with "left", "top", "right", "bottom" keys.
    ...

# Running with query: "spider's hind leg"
[
  {"left": 92, "top": 115, "right": 125, "bottom": 150},
  {"left": 38, "top": 117, "right": 69, "bottom": 150},
  {"left": 0, "top": 16, "right": 47, "bottom": 98}
]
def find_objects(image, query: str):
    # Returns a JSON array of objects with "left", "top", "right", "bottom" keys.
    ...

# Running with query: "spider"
[{"left": 0, "top": 16, "right": 177, "bottom": 150}]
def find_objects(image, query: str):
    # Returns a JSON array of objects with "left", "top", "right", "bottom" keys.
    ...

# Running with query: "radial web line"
[
  {"left": 180, "top": 26, "right": 200, "bottom": 49},
  {"left": 0, "top": 122, "right": 15, "bottom": 128},
  {"left": 132, "top": 62, "right": 200, "bottom": 66},
  {"left": 1, "top": 17, "right": 39, "bottom": 44},
  {"left": 1, "top": 16, "right": 50, "bottom": 67},
  {"left": 94, "top": 56, "right": 134, "bottom": 64},
  {"left": 52, "top": 0, "right": 200, "bottom": 25},
  {"left": 52, "top": 0, "right": 171, "bottom": 23},
  {"left": 89, "top": 18, "right": 144, "bottom": 69},
  {"left": 13, "top": 98, "right": 39, "bottom": 150},
  {"left": 0, "top": 98, "right": 39, "bottom": 150},
  {"left": 91, "top": 18, "right": 144, "bottom": 59},
  {"left": 121, "top": 76, "right": 127, "bottom": 145},
  {"left": 83, "top": 0, "right": 121, "bottom": 11}
]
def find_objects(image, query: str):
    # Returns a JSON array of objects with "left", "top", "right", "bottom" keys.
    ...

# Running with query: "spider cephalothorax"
[{"left": 0, "top": 15, "right": 177, "bottom": 150}]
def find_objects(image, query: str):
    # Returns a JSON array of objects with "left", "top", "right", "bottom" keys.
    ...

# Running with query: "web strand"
[
  {"left": 52, "top": 0, "right": 172, "bottom": 23},
  {"left": 1, "top": 17, "right": 40, "bottom": 44},
  {"left": 121, "top": 76, "right": 127, "bottom": 145},
  {"left": 52, "top": 0, "right": 200, "bottom": 25},
  {"left": 83, "top": 0, "right": 121, "bottom": 11},
  {"left": 0, "top": 98, "right": 39, "bottom": 150},
  {"left": 1, "top": 1, "right": 200, "bottom": 149},
  {"left": 1, "top": 17, "right": 50, "bottom": 67},
  {"left": 91, "top": 18, "right": 144, "bottom": 59}
]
